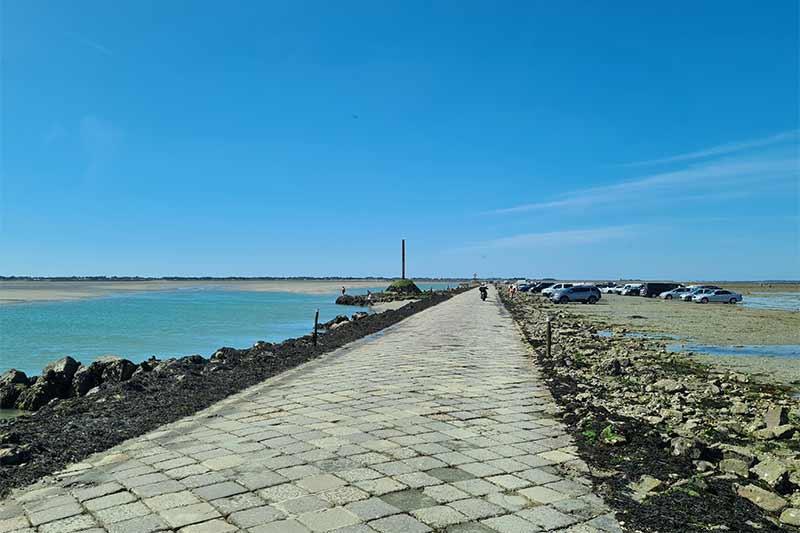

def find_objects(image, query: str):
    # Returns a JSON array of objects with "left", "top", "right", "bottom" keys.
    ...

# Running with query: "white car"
[
  {"left": 541, "top": 283, "right": 574, "bottom": 297},
  {"left": 693, "top": 289, "right": 743, "bottom": 304},
  {"left": 680, "top": 286, "right": 720, "bottom": 301},
  {"left": 660, "top": 287, "right": 691, "bottom": 300},
  {"left": 620, "top": 283, "right": 643, "bottom": 296}
]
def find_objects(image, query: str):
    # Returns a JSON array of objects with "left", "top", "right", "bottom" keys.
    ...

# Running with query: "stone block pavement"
[{"left": 0, "top": 287, "right": 622, "bottom": 533}]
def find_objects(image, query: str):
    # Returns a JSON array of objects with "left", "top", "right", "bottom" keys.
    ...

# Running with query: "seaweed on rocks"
[
  {"left": 500, "top": 287, "right": 797, "bottom": 533},
  {"left": 0, "top": 290, "right": 463, "bottom": 497}
]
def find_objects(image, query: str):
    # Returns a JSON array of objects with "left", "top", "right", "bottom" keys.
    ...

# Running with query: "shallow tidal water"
[
  {"left": 0, "top": 283, "right": 451, "bottom": 376},
  {"left": 741, "top": 292, "right": 800, "bottom": 312}
]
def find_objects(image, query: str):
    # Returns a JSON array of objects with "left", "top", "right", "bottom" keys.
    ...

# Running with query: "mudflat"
[
  {"left": 545, "top": 292, "right": 800, "bottom": 385},
  {"left": 560, "top": 293, "right": 800, "bottom": 345},
  {"left": 0, "top": 279, "right": 405, "bottom": 304}
]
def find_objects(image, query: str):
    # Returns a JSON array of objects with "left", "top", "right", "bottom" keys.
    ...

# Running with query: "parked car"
[
  {"left": 640, "top": 282, "right": 682, "bottom": 298},
  {"left": 693, "top": 289, "right": 743, "bottom": 304},
  {"left": 550, "top": 285, "right": 601, "bottom": 304},
  {"left": 680, "top": 286, "right": 721, "bottom": 301},
  {"left": 660, "top": 287, "right": 692, "bottom": 299},
  {"left": 531, "top": 282, "right": 555, "bottom": 293},
  {"left": 541, "top": 283, "right": 574, "bottom": 296},
  {"left": 518, "top": 283, "right": 535, "bottom": 292},
  {"left": 621, "top": 283, "right": 643, "bottom": 296},
  {"left": 607, "top": 284, "right": 626, "bottom": 294}
]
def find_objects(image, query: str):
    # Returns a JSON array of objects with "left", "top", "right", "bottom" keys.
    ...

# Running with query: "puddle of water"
[
  {"left": 668, "top": 343, "right": 800, "bottom": 359},
  {"left": 596, "top": 330, "right": 680, "bottom": 340},
  {"left": 0, "top": 409, "right": 27, "bottom": 420},
  {"left": 742, "top": 292, "right": 800, "bottom": 312}
]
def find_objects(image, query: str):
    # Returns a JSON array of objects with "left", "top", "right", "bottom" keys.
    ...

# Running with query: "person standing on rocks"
[
  {"left": 367, "top": 290, "right": 374, "bottom": 305},
  {"left": 341, "top": 286, "right": 346, "bottom": 296}
]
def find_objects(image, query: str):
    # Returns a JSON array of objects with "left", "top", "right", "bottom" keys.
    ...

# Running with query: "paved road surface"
[{"left": 0, "top": 287, "right": 621, "bottom": 533}]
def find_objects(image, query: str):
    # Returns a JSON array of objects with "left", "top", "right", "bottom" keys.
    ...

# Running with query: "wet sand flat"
[
  {"left": 0, "top": 279, "right": 400, "bottom": 304},
  {"left": 549, "top": 292, "right": 800, "bottom": 386},
  {"left": 562, "top": 293, "right": 800, "bottom": 345}
]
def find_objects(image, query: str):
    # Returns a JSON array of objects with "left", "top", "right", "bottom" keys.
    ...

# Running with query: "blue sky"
[{"left": 2, "top": 1, "right": 798, "bottom": 279}]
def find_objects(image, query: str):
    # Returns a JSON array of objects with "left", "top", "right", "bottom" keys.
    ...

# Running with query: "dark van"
[{"left": 640, "top": 282, "right": 682, "bottom": 298}]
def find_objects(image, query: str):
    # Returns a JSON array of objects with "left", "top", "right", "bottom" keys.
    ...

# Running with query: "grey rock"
[
  {"left": 0, "top": 383, "right": 27, "bottom": 408},
  {"left": 737, "top": 484, "right": 788, "bottom": 512},
  {"left": 719, "top": 459, "right": 750, "bottom": 478},
  {"left": 751, "top": 460, "right": 789, "bottom": 488},
  {"left": 72, "top": 366, "right": 98, "bottom": 397},
  {"left": 780, "top": 508, "right": 800, "bottom": 526},
  {"left": 0, "top": 369, "right": 29, "bottom": 387},
  {"left": 765, "top": 405, "right": 788, "bottom": 430}
]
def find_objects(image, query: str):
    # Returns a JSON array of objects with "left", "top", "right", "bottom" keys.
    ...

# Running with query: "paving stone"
[
  {"left": 229, "top": 505, "right": 285, "bottom": 527},
  {"left": 72, "top": 482, "right": 125, "bottom": 502},
  {"left": 448, "top": 498, "right": 505, "bottom": 520},
  {"left": 354, "top": 477, "right": 407, "bottom": 496},
  {"left": 297, "top": 508, "right": 360, "bottom": 531},
  {"left": 28, "top": 502, "right": 83, "bottom": 526},
  {"left": 84, "top": 490, "right": 137, "bottom": 511},
  {"left": 37, "top": 514, "right": 97, "bottom": 533},
  {"left": 481, "top": 514, "right": 540, "bottom": 533},
  {"left": 319, "top": 485, "right": 370, "bottom": 506},
  {"left": 105, "top": 513, "right": 170, "bottom": 533},
  {"left": 517, "top": 506, "right": 580, "bottom": 529},
  {"left": 276, "top": 495, "right": 331, "bottom": 515},
  {"left": 518, "top": 486, "right": 569, "bottom": 505},
  {"left": 209, "top": 491, "right": 265, "bottom": 515},
  {"left": 0, "top": 516, "right": 29, "bottom": 532},
  {"left": 412, "top": 505, "right": 467, "bottom": 528},
  {"left": 423, "top": 484, "right": 470, "bottom": 504},
  {"left": 159, "top": 502, "right": 221, "bottom": 528},
  {"left": 296, "top": 474, "right": 346, "bottom": 493},
  {"left": 236, "top": 471, "right": 288, "bottom": 491},
  {"left": 94, "top": 501, "right": 151, "bottom": 524},
  {"left": 144, "top": 490, "right": 201, "bottom": 511},
  {"left": 258, "top": 483, "right": 309, "bottom": 502},
  {"left": 132, "top": 479, "right": 186, "bottom": 498},
  {"left": 380, "top": 490, "right": 439, "bottom": 512},
  {"left": 192, "top": 481, "right": 247, "bottom": 500},
  {"left": 345, "top": 497, "right": 401, "bottom": 520},
  {"left": 369, "top": 513, "right": 432, "bottom": 533},
  {"left": 393, "top": 472, "right": 442, "bottom": 489}
]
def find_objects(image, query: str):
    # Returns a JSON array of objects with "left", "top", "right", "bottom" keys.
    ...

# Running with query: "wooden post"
[
  {"left": 312, "top": 308, "right": 320, "bottom": 347},
  {"left": 546, "top": 317, "right": 552, "bottom": 358},
  {"left": 401, "top": 239, "right": 406, "bottom": 279}
]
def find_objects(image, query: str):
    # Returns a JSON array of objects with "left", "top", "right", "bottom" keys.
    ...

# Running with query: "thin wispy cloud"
[
  {"left": 623, "top": 130, "right": 798, "bottom": 167},
  {"left": 489, "top": 137, "right": 799, "bottom": 215},
  {"left": 461, "top": 225, "right": 637, "bottom": 251},
  {"left": 68, "top": 32, "right": 113, "bottom": 56}
]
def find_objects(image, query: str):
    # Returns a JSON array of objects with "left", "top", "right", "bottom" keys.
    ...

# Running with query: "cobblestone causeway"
[{"left": 0, "top": 287, "right": 621, "bottom": 532}]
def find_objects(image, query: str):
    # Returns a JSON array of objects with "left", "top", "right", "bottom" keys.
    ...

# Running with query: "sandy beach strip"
[{"left": 0, "top": 279, "right": 419, "bottom": 304}]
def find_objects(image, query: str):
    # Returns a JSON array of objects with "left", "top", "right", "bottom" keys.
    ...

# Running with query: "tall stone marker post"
[{"left": 402, "top": 239, "right": 406, "bottom": 280}]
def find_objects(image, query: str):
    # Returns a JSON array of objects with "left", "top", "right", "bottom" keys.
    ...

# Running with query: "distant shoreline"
[{"left": 0, "top": 278, "right": 465, "bottom": 305}]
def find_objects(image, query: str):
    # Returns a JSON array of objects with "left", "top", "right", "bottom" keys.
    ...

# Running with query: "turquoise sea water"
[{"left": 0, "top": 283, "right": 452, "bottom": 376}]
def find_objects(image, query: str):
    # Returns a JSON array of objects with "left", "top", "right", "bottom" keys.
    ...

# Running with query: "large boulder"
[
  {"left": 0, "top": 369, "right": 29, "bottom": 387},
  {"left": 71, "top": 366, "right": 98, "bottom": 397},
  {"left": 41, "top": 356, "right": 81, "bottom": 396},
  {"left": 15, "top": 379, "right": 61, "bottom": 411},
  {"left": 100, "top": 358, "right": 136, "bottom": 384},
  {"left": 0, "top": 383, "right": 27, "bottom": 409},
  {"left": 0, "top": 370, "right": 30, "bottom": 408}
]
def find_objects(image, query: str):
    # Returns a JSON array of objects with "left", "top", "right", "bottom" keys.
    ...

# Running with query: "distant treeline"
[{"left": 0, "top": 276, "right": 468, "bottom": 282}]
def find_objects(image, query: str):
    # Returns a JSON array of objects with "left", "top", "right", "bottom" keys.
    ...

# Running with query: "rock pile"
[
  {"left": 0, "top": 355, "right": 153, "bottom": 412},
  {"left": 502, "top": 288, "right": 800, "bottom": 532}
]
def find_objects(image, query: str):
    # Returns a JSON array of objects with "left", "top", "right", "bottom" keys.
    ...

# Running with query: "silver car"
[
  {"left": 692, "top": 289, "right": 743, "bottom": 304},
  {"left": 550, "top": 285, "right": 601, "bottom": 304},
  {"left": 660, "top": 287, "right": 691, "bottom": 300},
  {"left": 541, "top": 283, "right": 573, "bottom": 297}
]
